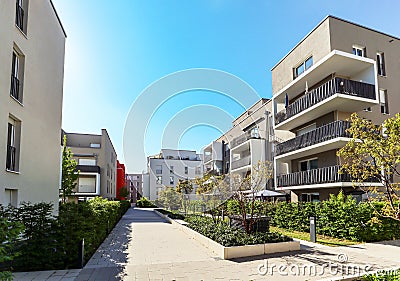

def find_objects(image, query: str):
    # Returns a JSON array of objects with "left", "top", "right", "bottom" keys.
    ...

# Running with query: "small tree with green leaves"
[
  {"left": 337, "top": 113, "right": 400, "bottom": 221},
  {"left": 176, "top": 179, "right": 193, "bottom": 213},
  {"left": 118, "top": 186, "right": 130, "bottom": 200},
  {"left": 61, "top": 135, "right": 79, "bottom": 204},
  {"left": 158, "top": 187, "right": 181, "bottom": 211},
  {"left": 230, "top": 161, "right": 274, "bottom": 234}
]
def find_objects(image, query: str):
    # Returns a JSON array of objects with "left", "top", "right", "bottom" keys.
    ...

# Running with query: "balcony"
[
  {"left": 277, "top": 166, "right": 350, "bottom": 188},
  {"left": 231, "top": 131, "right": 260, "bottom": 149},
  {"left": 10, "top": 75, "right": 20, "bottom": 101},
  {"left": 204, "top": 154, "right": 212, "bottom": 163},
  {"left": 15, "top": 2, "right": 24, "bottom": 31},
  {"left": 6, "top": 145, "right": 16, "bottom": 171},
  {"left": 231, "top": 155, "right": 251, "bottom": 170},
  {"left": 275, "top": 120, "right": 351, "bottom": 157},
  {"left": 277, "top": 165, "right": 378, "bottom": 188},
  {"left": 275, "top": 77, "right": 375, "bottom": 129}
]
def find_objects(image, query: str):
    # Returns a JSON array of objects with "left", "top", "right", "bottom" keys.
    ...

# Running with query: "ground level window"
[{"left": 301, "top": 193, "right": 320, "bottom": 202}]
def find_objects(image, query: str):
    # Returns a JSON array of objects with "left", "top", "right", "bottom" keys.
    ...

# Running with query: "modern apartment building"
[
  {"left": 272, "top": 16, "right": 399, "bottom": 202},
  {"left": 126, "top": 173, "right": 142, "bottom": 203},
  {"left": 0, "top": 0, "right": 66, "bottom": 212},
  {"left": 203, "top": 99, "right": 288, "bottom": 185},
  {"left": 144, "top": 149, "right": 203, "bottom": 200},
  {"left": 64, "top": 129, "right": 117, "bottom": 200}
]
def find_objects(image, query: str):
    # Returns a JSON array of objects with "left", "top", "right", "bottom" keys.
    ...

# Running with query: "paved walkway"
[{"left": 14, "top": 207, "right": 400, "bottom": 280}]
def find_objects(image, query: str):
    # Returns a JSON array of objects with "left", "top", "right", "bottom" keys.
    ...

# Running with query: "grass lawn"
[{"left": 270, "top": 226, "right": 360, "bottom": 246}]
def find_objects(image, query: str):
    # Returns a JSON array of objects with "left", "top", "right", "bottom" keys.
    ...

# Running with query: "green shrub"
[
  {"left": 0, "top": 198, "right": 130, "bottom": 272},
  {"left": 156, "top": 209, "right": 185, "bottom": 220},
  {"left": 361, "top": 268, "right": 400, "bottom": 281},
  {"left": 269, "top": 192, "right": 400, "bottom": 242},
  {"left": 136, "top": 197, "right": 157, "bottom": 208},
  {"left": 184, "top": 215, "right": 292, "bottom": 247}
]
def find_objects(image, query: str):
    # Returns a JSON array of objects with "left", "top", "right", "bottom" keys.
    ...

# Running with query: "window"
[
  {"left": 195, "top": 166, "right": 201, "bottom": 175},
  {"left": 78, "top": 176, "right": 96, "bottom": 193},
  {"left": 170, "top": 166, "right": 174, "bottom": 174},
  {"left": 6, "top": 117, "right": 21, "bottom": 172},
  {"left": 4, "top": 189, "right": 18, "bottom": 207},
  {"left": 301, "top": 193, "right": 320, "bottom": 202},
  {"left": 184, "top": 167, "right": 188, "bottom": 175},
  {"left": 352, "top": 46, "right": 365, "bottom": 57},
  {"left": 377, "top": 52, "right": 386, "bottom": 76},
  {"left": 10, "top": 49, "right": 24, "bottom": 103},
  {"left": 78, "top": 158, "right": 96, "bottom": 166},
  {"left": 156, "top": 176, "right": 162, "bottom": 185},
  {"left": 296, "top": 123, "right": 316, "bottom": 136},
  {"left": 169, "top": 176, "right": 174, "bottom": 185},
  {"left": 299, "top": 158, "right": 318, "bottom": 172},
  {"left": 363, "top": 107, "right": 372, "bottom": 112},
  {"left": 293, "top": 56, "right": 313, "bottom": 79},
  {"left": 15, "top": 0, "right": 29, "bottom": 33},
  {"left": 380, "top": 89, "right": 389, "bottom": 114},
  {"left": 155, "top": 165, "right": 162, "bottom": 174}
]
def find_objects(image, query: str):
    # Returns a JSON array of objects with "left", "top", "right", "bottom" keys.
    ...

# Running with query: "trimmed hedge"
[
  {"left": 0, "top": 198, "right": 130, "bottom": 271},
  {"left": 267, "top": 192, "right": 400, "bottom": 242},
  {"left": 136, "top": 197, "right": 157, "bottom": 208},
  {"left": 184, "top": 215, "right": 292, "bottom": 247}
]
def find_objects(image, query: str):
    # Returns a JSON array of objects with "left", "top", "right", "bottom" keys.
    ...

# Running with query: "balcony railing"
[
  {"left": 15, "top": 2, "right": 24, "bottom": 31},
  {"left": 277, "top": 166, "right": 349, "bottom": 187},
  {"left": 10, "top": 75, "right": 20, "bottom": 101},
  {"left": 231, "top": 155, "right": 251, "bottom": 170},
  {"left": 6, "top": 145, "right": 16, "bottom": 171},
  {"left": 231, "top": 132, "right": 261, "bottom": 149},
  {"left": 204, "top": 154, "right": 212, "bottom": 163},
  {"left": 275, "top": 120, "right": 351, "bottom": 156},
  {"left": 275, "top": 77, "right": 376, "bottom": 125}
]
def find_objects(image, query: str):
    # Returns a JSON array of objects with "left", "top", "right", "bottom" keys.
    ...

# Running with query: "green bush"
[
  {"left": 184, "top": 215, "right": 292, "bottom": 247},
  {"left": 156, "top": 209, "right": 185, "bottom": 220},
  {"left": 269, "top": 192, "right": 400, "bottom": 242},
  {"left": 0, "top": 198, "right": 130, "bottom": 272},
  {"left": 136, "top": 197, "right": 157, "bottom": 208},
  {"left": 361, "top": 268, "right": 400, "bottom": 281}
]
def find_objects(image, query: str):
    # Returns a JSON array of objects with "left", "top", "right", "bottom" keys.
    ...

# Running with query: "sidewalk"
[{"left": 14, "top": 207, "right": 400, "bottom": 280}]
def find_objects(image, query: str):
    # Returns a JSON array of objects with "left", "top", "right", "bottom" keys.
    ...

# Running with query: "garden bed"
[{"left": 154, "top": 209, "right": 300, "bottom": 259}]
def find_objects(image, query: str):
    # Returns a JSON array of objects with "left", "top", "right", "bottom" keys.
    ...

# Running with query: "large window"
[
  {"left": 15, "top": 0, "right": 28, "bottom": 33},
  {"left": 380, "top": 89, "right": 389, "bottom": 114},
  {"left": 4, "top": 189, "right": 18, "bottom": 207},
  {"left": 299, "top": 158, "right": 318, "bottom": 171},
  {"left": 155, "top": 165, "right": 162, "bottom": 174},
  {"left": 301, "top": 193, "right": 320, "bottom": 202},
  {"left": 10, "top": 49, "right": 24, "bottom": 103},
  {"left": 78, "top": 175, "right": 96, "bottom": 193},
  {"left": 6, "top": 117, "right": 21, "bottom": 172},
  {"left": 293, "top": 56, "right": 313, "bottom": 79},
  {"left": 184, "top": 166, "right": 188, "bottom": 175},
  {"left": 377, "top": 52, "right": 386, "bottom": 76},
  {"left": 169, "top": 176, "right": 174, "bottom": 185},
  {"left": 156, "top": 176, "right": 162, "bottom": 185}
]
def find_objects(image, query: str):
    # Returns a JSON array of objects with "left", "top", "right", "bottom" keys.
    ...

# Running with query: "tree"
[
  {"left": 158, "top": 187, "right": 181, "bottom": 210},
  {"left": 61, "top": 135, "right": 79, "bottom": 204},
  {"left": 118, "top": 186, "right": 130, "bottom": 200},
  {"left": 337, "top": 113, "right": 400, "bottom": 221},
  {"left": 176, "top": 179, "right": 193, "bottom": 214},
  {"left": 230, "top": 161, "right": 274, "bottom": 234}
]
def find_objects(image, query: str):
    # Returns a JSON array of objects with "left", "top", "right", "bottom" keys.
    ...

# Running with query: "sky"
[{"left": 52, "top": 0, "right": 400, "bottom": 173}]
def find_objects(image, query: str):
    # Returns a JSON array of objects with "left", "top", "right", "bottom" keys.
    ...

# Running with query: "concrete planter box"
[{"left": 154, "top": 209, "right": 300, "bottom": 259}]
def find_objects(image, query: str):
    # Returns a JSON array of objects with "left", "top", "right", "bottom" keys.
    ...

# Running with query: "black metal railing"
[
  {"left": 277, "top": 166, "right": 349, "bottom": 187},
  {"left": 6, "top": 145, "right": 16, "bottom": 171},
  {"left": 15, "top": 2, "right": 24, "bottom": 31},
  {"left": 275, "top": 77, "right": 376, "bottom": 125},
  {"left": 231, "top": 155, "right": 251, "bottom": 170},
  {"left": 275, "top": 120, "right": 351, "bottom": 156},
  {"left": 10, "top": 75, "right": 20, "bottom": 101},
  {"left": 231, "top": 132, "right": 261, "bottom": 149}
]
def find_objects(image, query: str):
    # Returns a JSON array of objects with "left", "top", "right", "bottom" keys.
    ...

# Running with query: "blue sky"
[{"left": 53, "top": 0, "right": 400, "bottom": 173}]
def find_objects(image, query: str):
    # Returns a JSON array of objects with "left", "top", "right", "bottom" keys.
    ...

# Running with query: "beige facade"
[
  {"left": 65, "top": 129, "right": 117, "bottom": 200},
  {"left": 272, "top": 16, "right": 399, "bottom": 202},
  {"left": 0, "top": 0, "right": 66, "bottom": 213}
]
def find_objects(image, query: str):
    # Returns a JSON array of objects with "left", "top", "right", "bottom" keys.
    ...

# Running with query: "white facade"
[
  {"left": 202, "top": 141, "right": 223, "bottom": 174},
  {"left": 144, "top": 149, "right": 203, "bottom": 200}
]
